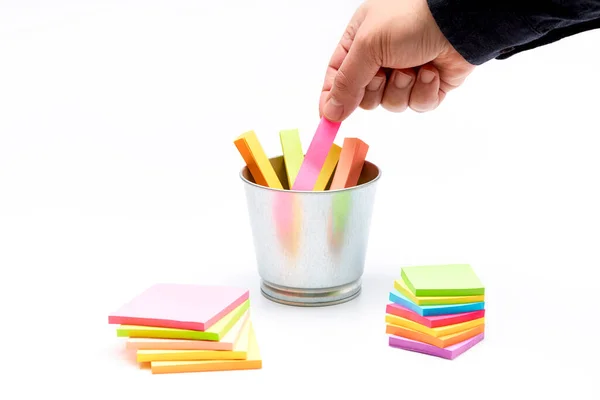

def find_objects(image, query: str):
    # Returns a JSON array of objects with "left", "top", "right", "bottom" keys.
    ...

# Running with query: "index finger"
[{"left": 319, "top": 7, "right": 368, "bottom": 117}]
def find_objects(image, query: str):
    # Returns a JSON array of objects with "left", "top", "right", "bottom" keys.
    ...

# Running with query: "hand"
[{"left": 319, "top": 0, "right": 476, "bottom": 122}]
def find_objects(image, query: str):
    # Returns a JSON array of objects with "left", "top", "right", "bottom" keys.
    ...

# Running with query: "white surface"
[{"left": 1, "top": 1, "right": 599, "bottom": 399}]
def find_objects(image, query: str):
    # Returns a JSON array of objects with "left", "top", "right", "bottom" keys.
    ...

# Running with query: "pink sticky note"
[
  {"left": 291, "top": 117, "right": 341, "bottom": 191},
  {"left": 108, "top": 284, "right": 249, "bottom": 331},
  {"left": 389, "top": 333, "right": 484, "bottom": 360}
]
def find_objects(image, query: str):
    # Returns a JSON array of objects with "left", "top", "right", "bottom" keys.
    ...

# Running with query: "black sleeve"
[{"left": 427, "top": 0, "right": 600, "bottom": 65}]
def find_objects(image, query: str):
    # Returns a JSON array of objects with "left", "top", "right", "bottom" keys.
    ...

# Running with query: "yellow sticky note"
[
  {"left": 279, "top": 129, "right": 304, "bottom": 188},
  {"left": 385, "top": 313, "right": 485, "bottom": 338},
  {"left": 136, "top": 318, "right": 251, "bottom": 362},
  {"left": 313, "top": 144, "right": 341, "bottom": 191},
  {"left": 394, "top": 279, "right": 485, "bottom": 306},
  {"left": 150, "top": 323, "right": 262, "bottom": 374},
  {"left": 234, "top": 131, "right": 283, "bottom": 189}
]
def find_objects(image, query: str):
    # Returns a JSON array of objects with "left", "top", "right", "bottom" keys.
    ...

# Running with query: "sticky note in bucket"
[
  {"left": 234, "top": 131, "right": 283, "bottom": 189},
  {"left": 313, "top": 143, "right": 341, "bottom": 191},
  {"left": 329, "top": 138, "right": 369, "bottom": 190},
  {"left": 292, "top": 117, "right": 341, "bottom": 191},
  {"left": 279, "top": 129, "right": 304, "bottom": 188}
]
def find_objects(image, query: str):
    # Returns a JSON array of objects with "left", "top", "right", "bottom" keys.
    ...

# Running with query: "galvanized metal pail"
[{"left": 240, "top": 155, "right": 381, "bottom": 306}]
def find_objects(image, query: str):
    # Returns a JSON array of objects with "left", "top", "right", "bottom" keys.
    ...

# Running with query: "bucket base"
[{"left": 260, "top": 279, "right": 361, "bottom": 307}]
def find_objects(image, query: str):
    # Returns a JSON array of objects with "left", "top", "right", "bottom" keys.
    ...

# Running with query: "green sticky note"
[
  {"left": 279, "top": 129, "right": 304, "bottom": 188},
  {"left": 116, "top": 299, "right": 250, "bottom": 341},
  {"left": 400, "top": 264, "right": 484, "bottom": 296}
]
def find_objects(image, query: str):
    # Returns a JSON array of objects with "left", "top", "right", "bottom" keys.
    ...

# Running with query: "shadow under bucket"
[{"left": 240, "top": 155, "right": 381, "bottom": 306}]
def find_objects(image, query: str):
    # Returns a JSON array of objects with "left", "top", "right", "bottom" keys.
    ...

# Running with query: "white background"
[{"left": 1, "top": 0, "right": 599, "bottom": 398}]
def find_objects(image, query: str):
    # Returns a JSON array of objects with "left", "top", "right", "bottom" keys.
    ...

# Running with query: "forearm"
[{"left": 427, "top": 0, "right": 600, "bottom": 65}]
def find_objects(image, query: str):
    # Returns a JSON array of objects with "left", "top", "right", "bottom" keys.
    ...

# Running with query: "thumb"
[{"left": 321, "top": 20, "right": 381, "bottom": 121}]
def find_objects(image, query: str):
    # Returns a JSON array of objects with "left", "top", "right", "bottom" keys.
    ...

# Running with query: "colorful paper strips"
[
  {"left": 234, "top": 118, "right": 369, "bottom": 192},
  {"left": 109, "top": 284, "right": 262, "bottom": 374},
  {"left": 386, "top": 264, "right": 486, "bottom": 360}
]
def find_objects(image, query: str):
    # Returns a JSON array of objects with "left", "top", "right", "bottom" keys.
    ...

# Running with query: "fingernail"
[
  {"left": 367, "top": 76, "right": 384, "bottom": 91},
  {"left": 394, "top": 72, "right": 413, "bottom": 89},
  {"left": 420, "top": 69, "right": 435, "bottom": 84},
  {"left": 323, "top": 97, "right": 343, "bottom": 121}
]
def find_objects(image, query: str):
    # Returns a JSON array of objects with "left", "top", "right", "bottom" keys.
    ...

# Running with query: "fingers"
[
  {"left": 408, "top": 65, "right": 442, "bottom": 112},
  {"left": 381, "top": 68, "right": 416, "bottom": 112},
  {"left": 360, "top": 69, "right": 387, "bottom": 110},
  {"left": 320, "top": 8, "right": 381, "bottom": 122}
]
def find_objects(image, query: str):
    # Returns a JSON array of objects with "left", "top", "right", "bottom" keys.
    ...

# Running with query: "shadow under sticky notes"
[
  {"left": 389, "top": 332, "right": 484, "bottom": 360},
  {"left": 150, "top": 324, "right": 262, "bottom": 374},
  {"left": 117, "top": 299, "right": 250, "bottom": 341},
  {"left": 234, "top": 131, "right": 283, "bottom": 189},
  {"left": 136, "top": 317, "right": 251, "bottom": 362}
]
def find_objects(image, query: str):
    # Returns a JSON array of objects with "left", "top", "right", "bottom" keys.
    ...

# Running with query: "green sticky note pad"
[
  {"left": 279, "top": 129, "right": 304, "bottom": 188},
  {"left": 401, "top": 264, "right": 484, "bottom": 296}
]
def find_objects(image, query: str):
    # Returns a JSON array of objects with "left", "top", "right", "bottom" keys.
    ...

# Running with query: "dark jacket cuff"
[{"left": 427, "top": 0, "right": 544, "bottom": 65}]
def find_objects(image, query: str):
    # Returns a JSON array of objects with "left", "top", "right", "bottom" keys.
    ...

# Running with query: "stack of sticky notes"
[
  {"left": 108, "top": 283, "right": 262, "bottom": 374},
  {"left": 385, "top": 264, "right": 486, "bottom": 360},
  {"left": 234, "top": 117, "right": 369, "bottom": 191}
]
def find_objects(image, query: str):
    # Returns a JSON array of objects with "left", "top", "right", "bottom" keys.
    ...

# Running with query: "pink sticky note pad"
[
  {"left": 108, "top": 284, "right": 249, "bottom": 331},
  {"left": 291, "top": 118, "right": 341, "bottom": 191},
  {"left": 386, "top": 303, "right": 486, "bottom": 328},
  {"left": 389, "top": 332, "right": 484, "bottom": 360}
]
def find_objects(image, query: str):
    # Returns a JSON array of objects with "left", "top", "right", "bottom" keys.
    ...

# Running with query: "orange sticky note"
[
  {"left": 385, "top": 323, "right": 485, "bottom": 349},
  {"left": 329, "top": 138, "right": 368, "bottom": 190},
  {"left": 234, "top": 131, "right": 283, "bottom": 189},
  {"left": 313, "top": 144, "right": 341, "bottom": 191}
]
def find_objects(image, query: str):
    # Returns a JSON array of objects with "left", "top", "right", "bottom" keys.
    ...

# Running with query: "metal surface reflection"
[{"left": 241, "top": 156, "right": 380, "bottom": 306}]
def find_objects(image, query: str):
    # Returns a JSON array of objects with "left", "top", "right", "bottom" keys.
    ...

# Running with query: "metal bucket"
[{"left": 240, "top": 155, "right": 381, "bottom": 306}]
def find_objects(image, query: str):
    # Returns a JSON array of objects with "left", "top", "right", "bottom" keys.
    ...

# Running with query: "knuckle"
[{"left": 333, "top": 70, "right": 352, "bottom": 95}]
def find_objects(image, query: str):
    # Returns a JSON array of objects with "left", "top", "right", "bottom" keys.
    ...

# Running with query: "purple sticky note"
[{"left": 389, "top": 332, "right": 484, "bottom": 360}]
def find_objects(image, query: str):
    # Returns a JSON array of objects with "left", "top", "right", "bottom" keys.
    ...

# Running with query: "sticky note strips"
[
  {"left": 136, "top": 316, "right": 251, "bottom": 362},
  {"left": 401, "top": 264, "right": 485, "bottom": 296},
  {"left": 292, "top": 117, "right": 341, "bottom": 191},
  {"left": 116, "top": 299, "right": 250, "bottom": 341},
  {"left": 234, "top": 130, "right": 283, "bottom": 189},
  {"left": 126, "top": 310, "right": 250, "bottom": 351},
  {"left": 313, "top": 143, "right": 341, "bottom": 191},
  {"left": 393, "top": 279, "right": 484, "bottom": 306},
  {"left": 329, "top": 138, "right": 369, "bottom": 190},
  {"left": 108, "top": 284, "right": 249, "bottom": 331},
  {"left": 385, "top": 303, "right": 485, "bottom": 329},
  {"left": 279, "top": 129, "right": 304, "bottom": 188},
  {"left": 150, "top": 324, "right": 262, "bottom": 374},
  {"left": 389, "top": 333, "right": 484, "bottom": 360}
]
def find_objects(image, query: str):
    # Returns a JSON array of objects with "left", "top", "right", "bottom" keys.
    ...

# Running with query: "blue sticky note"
[{"left": 389, "top": 290, "right": 485, "bottom": 316}]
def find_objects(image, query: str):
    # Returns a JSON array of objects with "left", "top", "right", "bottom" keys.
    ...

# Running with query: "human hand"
[{"left": 319, "top": 0, "right": 476, "bottom": 122}]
